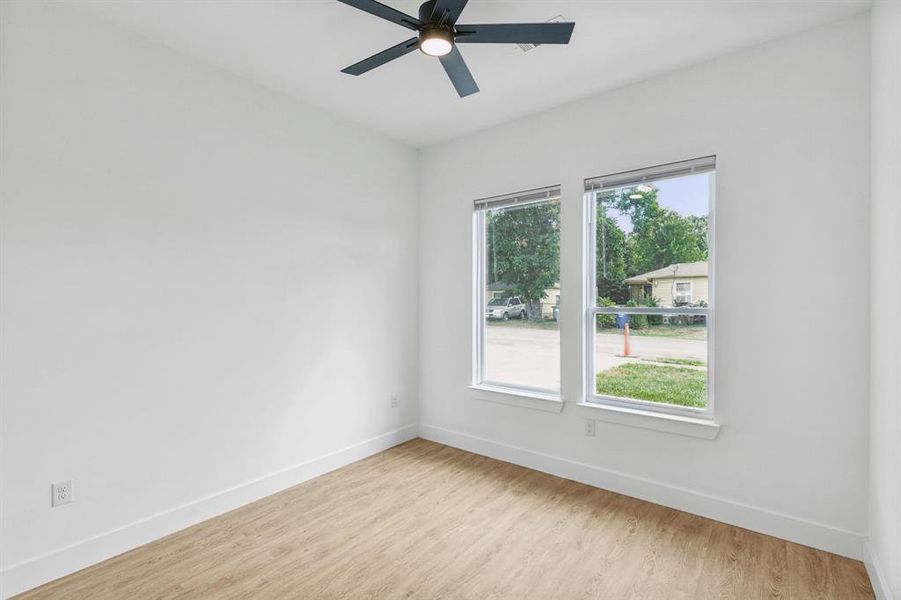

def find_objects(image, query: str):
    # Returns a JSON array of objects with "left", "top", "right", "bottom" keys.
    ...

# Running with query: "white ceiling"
[{"left": 77, "top": 0, "right": 871, "bottom": 147}]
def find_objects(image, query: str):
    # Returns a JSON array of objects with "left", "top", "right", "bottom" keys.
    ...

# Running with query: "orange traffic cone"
[{"left": 623, "top": 323, "right": 632, "bottom": 357}]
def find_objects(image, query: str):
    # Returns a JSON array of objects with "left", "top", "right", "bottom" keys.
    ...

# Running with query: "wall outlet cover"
[
  {"left": 584, "top": 419, "right": 596, "bottom": 437},
  {"left": 52, "top": 480, "right": 73, "bottom": 507}
]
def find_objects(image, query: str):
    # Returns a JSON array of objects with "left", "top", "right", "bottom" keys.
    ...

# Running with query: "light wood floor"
[{"left": 17, "top": 439, "right": 873, "bottom": 599}]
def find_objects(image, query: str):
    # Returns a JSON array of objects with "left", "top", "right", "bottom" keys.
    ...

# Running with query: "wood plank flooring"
[{"left": 16, "top": 439, "right": 874, "bottom": 599}]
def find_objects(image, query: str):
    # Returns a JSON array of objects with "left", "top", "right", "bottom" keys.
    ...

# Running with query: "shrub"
[
  {"left": 597, "top": 297, "right": 615, "bottom": 328},
  {"left": 643, "top": 296, "right": 663, "bottom": 326},
  {"left": 625, "top": 300, "right": 647, "bottom": 329}
]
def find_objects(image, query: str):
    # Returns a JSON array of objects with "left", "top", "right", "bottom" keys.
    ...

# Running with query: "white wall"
[
  {"left": 0, "top": 2, "right": 418, "bottom": 596},
  {"left": 419, "top": 15, "right": 870, "bottom": 559},
  {"left": 868, "top": 3, "right": 901, "bottom": 598}
]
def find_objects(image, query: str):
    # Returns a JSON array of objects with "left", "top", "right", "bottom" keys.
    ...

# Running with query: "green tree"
[
  {"left": 630, "top": 210, "right": 707, "bottom": 275},
  {"left": 687, "top": 215, "right": 709, "bottom": 257},
  {"left": 597, "top": 186, "right": 708, "bottom": 282},
  {"left": 610, "top": 186, "right": 665, "bottom": 236},
  {"left": 486, "top": 201, "right": 560, "bottom": 319},
  {"left": 596, "top": 206, "right": 629, "bottom": 302}
]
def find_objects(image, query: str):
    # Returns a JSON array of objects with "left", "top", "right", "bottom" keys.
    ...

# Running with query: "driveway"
[{"left": 483, "top": 325, "right": 706, "bottom": 391}]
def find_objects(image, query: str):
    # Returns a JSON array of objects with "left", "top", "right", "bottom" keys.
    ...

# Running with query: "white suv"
[{"left": 486, "top": 297, "right": 526, "bottom": 321}]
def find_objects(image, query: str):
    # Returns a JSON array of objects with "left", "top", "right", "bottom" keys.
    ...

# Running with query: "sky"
[{"left": 655, "top": 173, "right": 710, "bottom": 217}]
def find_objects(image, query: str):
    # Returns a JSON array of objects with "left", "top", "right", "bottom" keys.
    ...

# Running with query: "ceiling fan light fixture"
[{"left": 419, "top": 28, "right": 453, "bottom": 57}]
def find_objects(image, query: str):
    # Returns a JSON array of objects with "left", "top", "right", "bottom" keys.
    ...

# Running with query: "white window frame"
[
  {"left": 583, "top": 157, "right": 716, "bottom": 421},
  {"left": 472, "top": 185, "right": 562, "bottom": 399}
]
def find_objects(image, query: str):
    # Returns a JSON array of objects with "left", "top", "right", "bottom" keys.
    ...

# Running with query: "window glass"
[
  {"left": 475, "top": 193, "right": 561, "bottom": 392},
  {"left": 587, "top": 159, "right": 713, "bottom": 414}
]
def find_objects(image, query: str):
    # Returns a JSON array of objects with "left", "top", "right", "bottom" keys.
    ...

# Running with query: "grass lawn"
[
  {"left": 596, "top": 363, "right": 707, "bottom": 408},
  {"left": 622, "top": 325, "right": 706, "bottom": 340}
]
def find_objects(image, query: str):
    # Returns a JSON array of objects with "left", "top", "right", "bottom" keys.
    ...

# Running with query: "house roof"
[{"left": 624, "top": 261, "right": 708, "bottom": 284}]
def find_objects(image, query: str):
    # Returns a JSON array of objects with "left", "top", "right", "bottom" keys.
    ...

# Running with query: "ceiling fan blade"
[
  {"left": 336, "top": 0, "right": 421, "bottom": 31},
  {"left": 341, "top": 37, "right": 420, "bottom": 75},
  {"left": 430, "top": 0, "right": 469, "bottom": 26},
  {"left": 455, "top": 22, "right": 575, "bottom": 44},
  {"left": 439, "top": 45, "right": 479, "bottom": 97}
]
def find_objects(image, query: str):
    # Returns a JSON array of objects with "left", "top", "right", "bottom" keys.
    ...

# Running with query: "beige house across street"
[{"left": 625, "top": 261, "right": 708, "bottom": 306}]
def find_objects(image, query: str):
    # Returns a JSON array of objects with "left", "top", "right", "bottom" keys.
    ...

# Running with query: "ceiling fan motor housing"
[{"left": 418, "top": 0, "right": 441, "bottom": 24}]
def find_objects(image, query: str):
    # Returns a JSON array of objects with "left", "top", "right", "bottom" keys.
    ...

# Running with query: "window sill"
[
  {"left": 470, "top": 385, "right": 564, "bottom": 413},
  {"left": 577, "top": 402, "right": 720, "bottom": 439}
]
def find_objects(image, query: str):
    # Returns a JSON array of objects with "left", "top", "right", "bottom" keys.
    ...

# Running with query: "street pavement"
[{"left": 483, "top": 324, "right": 707, "bottom": 391}]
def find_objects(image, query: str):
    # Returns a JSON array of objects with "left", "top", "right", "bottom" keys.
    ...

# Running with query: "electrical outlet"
[
  {"left": 390, "top": 395, "right": 399, "bottom": 408},
  {"left": 584, "top": 419, "right": 596, "bottom": 437},
  {"left": 52, "top": 480, "right": 73, "bottom": 507}
]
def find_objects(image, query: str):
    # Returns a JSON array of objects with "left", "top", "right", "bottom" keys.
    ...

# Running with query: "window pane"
[
  {"left": 595, "top": 312, "right": 707, "bottom": 408},
  {"left": 591, "top": 166, "right": 712, "bottom": 411},
  {"left": 595, "top": 174, "right": 710, "bottom": 308},
  {"left": 481, "top": 198, "right": 560, "bottom": 391}
]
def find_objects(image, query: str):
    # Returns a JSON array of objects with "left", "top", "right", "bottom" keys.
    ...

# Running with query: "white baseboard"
[
  {"left": 420, "top": 424, "right": 865, "bottom": 561},
  {"left": 864, "top": 539, "right": 896, "bottom": 600},
  {"left": 0, "top": 424, "right": 418, "bottom": 599}
]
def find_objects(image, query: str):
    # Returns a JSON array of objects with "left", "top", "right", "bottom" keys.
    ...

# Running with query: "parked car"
[{"left": 486, "top": 297, "right": 526, "bottom": 321}]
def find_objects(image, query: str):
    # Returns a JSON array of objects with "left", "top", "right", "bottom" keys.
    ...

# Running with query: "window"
[
  {"left": 585, "top": 157, "right": 715, "bottom": 418},
  {"left": 473, "top": 185, "right": 561, "bottom": 395},
  {"left": 674, "top": 282, "right": 692, "bottom": 305}
]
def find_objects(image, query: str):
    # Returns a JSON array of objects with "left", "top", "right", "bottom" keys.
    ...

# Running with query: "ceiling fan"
[{"left": 336, "top": 0, "right": 575, "bottom": 97}]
